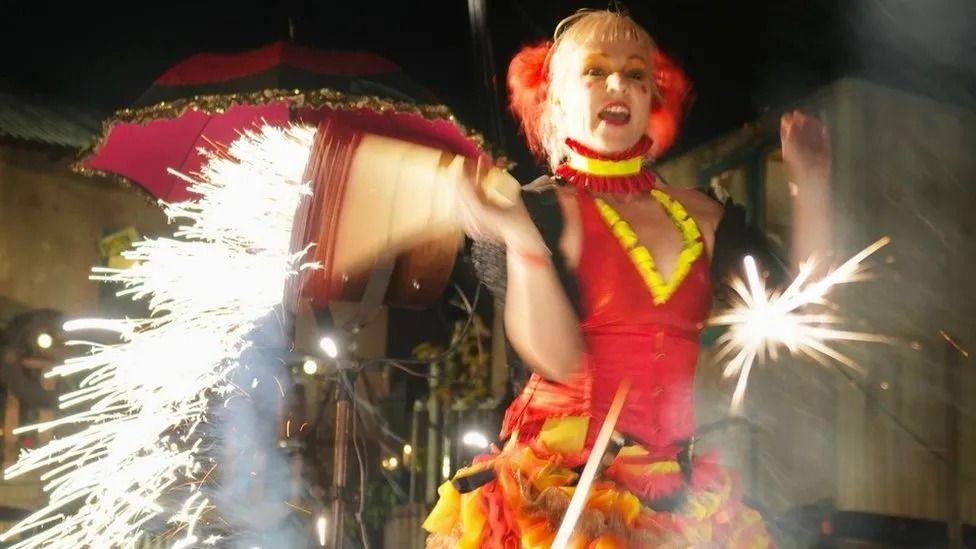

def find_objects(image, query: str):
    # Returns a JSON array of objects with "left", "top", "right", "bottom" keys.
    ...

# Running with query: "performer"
[{"left": 427, "top": 7, "right": 832, "bottom": 547}]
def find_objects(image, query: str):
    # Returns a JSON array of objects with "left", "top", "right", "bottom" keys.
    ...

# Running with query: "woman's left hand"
[{"left": 781, "top": 110, "right": 831, "bottom": 187}]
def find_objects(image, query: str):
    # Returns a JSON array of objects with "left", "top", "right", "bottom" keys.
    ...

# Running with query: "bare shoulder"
[{"left": 660, "top": 185, "right": 723, "bottom": 227}]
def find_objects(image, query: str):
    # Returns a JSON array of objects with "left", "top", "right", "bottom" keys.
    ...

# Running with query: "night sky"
[{"left": 3, "top": 0, "right": 974, "bottom": 163}]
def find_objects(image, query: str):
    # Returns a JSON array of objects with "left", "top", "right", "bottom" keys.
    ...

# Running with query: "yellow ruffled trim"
[{"left": 594, "top": 189, "right": 704, "bottom": 305}]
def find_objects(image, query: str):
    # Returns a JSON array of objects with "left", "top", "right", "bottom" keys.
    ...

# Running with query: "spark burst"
[
  {"left": 1, "top": 124, "right": 318, "bottom": 547},
  {"left": 709, "top": 237, "right": 891, "bottom": 411}
]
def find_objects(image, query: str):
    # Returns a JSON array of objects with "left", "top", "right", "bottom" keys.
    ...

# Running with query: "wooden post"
[
  {"left": 328, "top": 369, "right": 353, "bottom": 549},
  {"left": 408, "top": 400, "right": 421, "bottom": 503},
  {"left": 425, "top": 363, "right": 441, "bottom": 504}
]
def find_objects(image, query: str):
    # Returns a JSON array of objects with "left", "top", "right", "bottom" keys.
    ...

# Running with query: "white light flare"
[
  {"left": 319, "top": 335, "right": 339, "bottom": 358},
  {"left": 36, "top": 333, "right": 53, "bottom": 349},
  {"left": 1, "top": 124, "right": 318, "bottom": 548},
  {"left": 709, "top": 237, "right": 892, "bottom": 412},
  {"left": 441, "top": 455, "right": 451, "bottom": 480},
  {"left": 461, "top": 430, "right": 490, "bottom": 450},
  {"left": 316, "top": 515, "right": 327, "bottom": 547}
]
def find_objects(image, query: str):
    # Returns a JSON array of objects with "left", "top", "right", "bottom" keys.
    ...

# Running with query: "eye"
[
  {"left": 627, "top": 70, "right": 646, "bottom": 80},
  {"left": 584, "top": 66, "right": 606, "bottom": 77}
]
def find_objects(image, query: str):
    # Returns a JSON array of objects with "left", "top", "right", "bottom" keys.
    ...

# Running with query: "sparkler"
[
  {"left": 1, "top": 124, "right": 318, "bottom": 547},
  {"left": 709, "top": 237, "right": 891, "bottom": 411}
]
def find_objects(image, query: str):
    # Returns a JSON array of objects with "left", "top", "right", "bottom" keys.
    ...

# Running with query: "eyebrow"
[{"left": 626, "top": 55, "right": 647, "bottom": 64}]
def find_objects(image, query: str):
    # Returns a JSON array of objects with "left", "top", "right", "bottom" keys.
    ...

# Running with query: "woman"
[{"left": 427, "top": 8, "right": 831, "bottom": 547}]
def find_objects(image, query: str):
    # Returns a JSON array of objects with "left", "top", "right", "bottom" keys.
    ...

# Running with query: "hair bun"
[
  {"left": 649, "top": 50, "right": 692, "bottom": 158},
  {"left": 506, "top": 41, "right": 552, "bottom": 158}
]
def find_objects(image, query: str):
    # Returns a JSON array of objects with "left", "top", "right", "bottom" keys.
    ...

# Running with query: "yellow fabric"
[
  {"left": 457, "top": 490, "right": 487, "bottom": 549},
  {"left": 567, "top": 150, "right": 643, "bottom": 176},
  {"left": 422, "top": 481, "right": 461, "bottom": 534},
  {"left": 594, "top": 190, "right": 705, "bottom": 305},
  {"left": 538, "top": 415, "right": 589, "bottom": 455}
]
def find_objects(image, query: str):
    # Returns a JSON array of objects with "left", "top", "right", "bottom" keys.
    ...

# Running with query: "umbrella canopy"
[{"left": 75, "top": 41, "right": 489, "bottom": 202}]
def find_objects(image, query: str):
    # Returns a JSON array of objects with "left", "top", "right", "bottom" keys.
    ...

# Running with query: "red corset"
[{"left": 501, "top": 189, "right": 712, "bottom": 455}]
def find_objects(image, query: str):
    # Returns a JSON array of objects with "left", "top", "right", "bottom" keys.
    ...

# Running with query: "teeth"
[{"left": 604, "top": 105, "right": 629, "bottom": 114}]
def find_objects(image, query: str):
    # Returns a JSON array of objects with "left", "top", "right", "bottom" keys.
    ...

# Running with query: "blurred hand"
[
  {"left": 781, "top": 110, "right": 831, "bottom": 187},
  {"left": 453, "top": 159, "right": 535, "bottom": 246}
]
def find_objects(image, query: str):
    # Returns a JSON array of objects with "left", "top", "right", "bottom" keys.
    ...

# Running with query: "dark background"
[{"left": 2, "top": 0, "right": 974, "bottom": 164}]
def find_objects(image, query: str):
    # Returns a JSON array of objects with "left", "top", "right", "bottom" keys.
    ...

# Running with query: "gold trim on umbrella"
[{"left": 72, "top": 87, "right": 503, "bottom": 201}]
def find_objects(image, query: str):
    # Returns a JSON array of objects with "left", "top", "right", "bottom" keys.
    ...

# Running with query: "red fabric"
[
  {"left": 554, "top": 137, "right": 656, "bottom": 193},
  {"left": 501, "top": 186, "right": 711, "bottom": 453},
  {"left": 85, "top": 102, "right": 290, "bottom": 202},
  {"left": 564, "top": 135, "right": 652, "bottom": 160},
  {"left": 155, "top": 42, "right": 400, "bottom": 86},
  {"left": 480, "top": 480, "right": 520, "bottom": 548},
  {"left": 83, "top": 104, "right": 485, "bottom": 203},
  {"left": 554, "top": 164, "right": 657, "bottom": 194},
  {"left": 605, "top": 465, "right": 685, "bottom": 502},
  {"left": 507, "top": 41, "right": 691, "bottom": 160}
]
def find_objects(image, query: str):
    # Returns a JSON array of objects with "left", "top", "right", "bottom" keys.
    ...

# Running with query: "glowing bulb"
[
  {"left": 462, "top": 430, "right": 489, "bottom": 449},
  {"left": 319, "top": 336, "right": 338, "bottom": 359},
  {"left": 441, "top": 455, "right": 451, "bottom": 480},
  {"left": 316, "top": 515, "right": 327, "bottom": 547},
  {"left": 302, "top": 359, "right": 318, "bottom": 375},
  {"left": 381, "top": 457, "right": 398, "bottom": 471},
  {"left": 36, "top": 333, "right": 53, "bottom": 349},
  {"left": 402, "top": 444, "right": 413, "bottom": 456}
]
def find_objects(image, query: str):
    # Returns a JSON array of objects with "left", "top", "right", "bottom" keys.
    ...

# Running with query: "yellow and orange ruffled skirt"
[{"left": 423, "top": 416, "right": 773, "bottom": 548}]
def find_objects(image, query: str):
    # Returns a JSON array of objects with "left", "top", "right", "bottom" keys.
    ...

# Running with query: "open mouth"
[{"left": 598, "top": 103, "right": 631, "bottom": 126}]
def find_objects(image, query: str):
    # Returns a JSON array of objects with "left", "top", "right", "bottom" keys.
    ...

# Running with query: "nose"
[{"left": 606, "top": 72, "right": 627, "bottom": 94}]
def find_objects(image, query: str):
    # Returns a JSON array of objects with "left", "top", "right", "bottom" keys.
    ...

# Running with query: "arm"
[
  {"left": 782, "top": 110, "right": 833, "bottom": 271},
  {"left": 457, "top": 177, "right": 583, "bottom": 382},
  {"left": 499, "top": 210, "right": 583, "bottom": 382}
]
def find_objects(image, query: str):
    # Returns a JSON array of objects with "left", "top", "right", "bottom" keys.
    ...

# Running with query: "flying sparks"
[
  {"left": 1, "top": 124, "right": 318, "bottom": 547},
  {"left": 709, "top": 237, "right": 891, "bottom": 411}
]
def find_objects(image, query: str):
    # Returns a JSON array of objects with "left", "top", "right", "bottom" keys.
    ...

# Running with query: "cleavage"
[{"left": 601, "top": 194, "right": 685, "bottom": 281}]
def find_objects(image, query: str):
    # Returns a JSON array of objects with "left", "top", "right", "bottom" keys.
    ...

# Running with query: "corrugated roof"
[{"left": 0, "top": 93, "right": 102, "bottom": 148}]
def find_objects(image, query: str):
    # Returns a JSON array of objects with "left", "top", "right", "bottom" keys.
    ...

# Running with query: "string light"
[{"left": 36, "top": 333, "right": 53, "bottom": 349}]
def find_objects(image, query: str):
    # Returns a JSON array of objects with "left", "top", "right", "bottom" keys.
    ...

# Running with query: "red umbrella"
[{"left": 74, "top": 41, "right": 489, "bottom": 202}]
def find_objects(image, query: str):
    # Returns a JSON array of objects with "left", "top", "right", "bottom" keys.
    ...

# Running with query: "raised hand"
[{"left": 781, "top": 110, "right": 831, "bottom": 188}]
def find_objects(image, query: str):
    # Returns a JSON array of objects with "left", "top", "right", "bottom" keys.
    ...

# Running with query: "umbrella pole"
[{"left": 329, "top": 368, "right": 353, "bottom": 549}]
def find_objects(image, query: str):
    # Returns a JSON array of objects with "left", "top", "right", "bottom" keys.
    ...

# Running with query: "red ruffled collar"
[
  {"left": 555, "top": 137, "right": 656, "bottom": 194},
  {"left": 564, "top": 136, "right": 652, "bottom": 160}
]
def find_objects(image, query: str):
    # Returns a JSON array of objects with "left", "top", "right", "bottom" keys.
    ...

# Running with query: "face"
[{"left": 551, "top": 38, "right": 653, "bottom": 155}]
